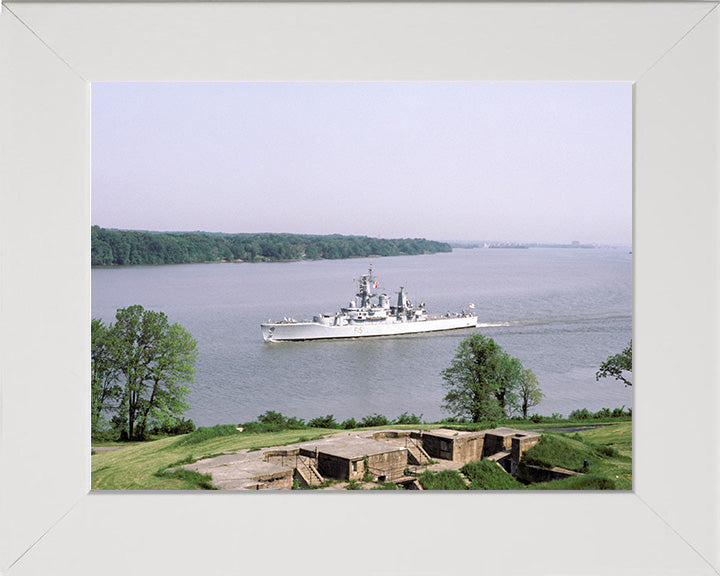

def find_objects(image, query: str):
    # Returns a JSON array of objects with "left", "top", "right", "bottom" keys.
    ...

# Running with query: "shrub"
[
  {"left": 438, "top": 416, "right": 468, "bottom": 424},
  {"left": 308, "top": 414, "right": 338, "bottom": 429},
  {"left": 360, "top": 413, "right": 390, "bottom": 427},
  {"left": 462, "top": 460, "right": 524, "bottom": 490},
  {"left": 258, "top": 410, "right": 306, "bottom": 429},
  {"left": 529, "top": 414, "right": 543, "bottom": 423},
  {"left": 569, "top": 408, "right": 592, "bottom": 420},
  {"left": 346, "top": 479, "right": 363, "bottom": 490},
  {"left": 173, "top": 424, "right": 239, "bottom": 447},
  {"left": 341, "top": 417, "right": 358, "bottom": 430},
  {"left": 241, "top": 411, "right": 308, "bottom": 433},
  {"left": 151, "top": 418, "right": 196, "bottom": 436},
  {"left": 154, "top": 467, "right": 218, "bottom": 490},
  {"left": 394, "top": 412, "right": 423, "bottom": 425},
  {"left": 594, "top": 408, "right": 612, "bottom": 419},
  {"left": 418, "top": 470, "right": 467, "bottom": 490}
]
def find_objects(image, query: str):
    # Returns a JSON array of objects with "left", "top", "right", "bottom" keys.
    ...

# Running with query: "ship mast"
[{"left": 356, "top": 265, "right": 376, "bottom": 308}]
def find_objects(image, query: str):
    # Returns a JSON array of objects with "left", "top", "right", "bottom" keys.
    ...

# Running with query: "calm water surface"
[{"left": 92, "top": 248, "right": 632, "bottom": 426}]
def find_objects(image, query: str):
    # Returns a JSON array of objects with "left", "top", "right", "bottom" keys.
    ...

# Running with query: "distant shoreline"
[{"left": 91, "top": 227, "right": 451, "bottom": 267}]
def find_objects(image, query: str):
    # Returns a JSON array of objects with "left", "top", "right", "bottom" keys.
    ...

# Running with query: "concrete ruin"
[
  {"left": 179, "top": 426, "right": 541, "bottom": 490},
  {"left": 371, "top": 427, "right": 542, "bottom": 475}
]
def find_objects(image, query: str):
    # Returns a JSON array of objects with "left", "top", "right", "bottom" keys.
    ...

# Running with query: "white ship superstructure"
[{"left": 261, "top": 267, "right": 477, "bottom": 342}]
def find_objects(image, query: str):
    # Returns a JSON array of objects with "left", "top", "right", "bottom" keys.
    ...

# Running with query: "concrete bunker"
[
  {"left": 296, "top": 436, "right": 408, "bottom": 482},
  {"left": 181, "top": 427, "right": 543, "bottom": 489}
]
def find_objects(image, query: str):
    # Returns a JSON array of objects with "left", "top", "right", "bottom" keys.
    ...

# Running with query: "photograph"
[{"left": 90, "top": 81, "right": 632, "bottom": 491}]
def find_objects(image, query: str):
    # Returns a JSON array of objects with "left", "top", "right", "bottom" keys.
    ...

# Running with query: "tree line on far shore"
[{"left": 91, "top": 226, "right": 452, "bottom": 266}]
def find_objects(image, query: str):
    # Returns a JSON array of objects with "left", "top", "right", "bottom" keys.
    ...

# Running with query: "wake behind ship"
[{"left": 261, "top": 267, "right": 477, "bottom": 342}]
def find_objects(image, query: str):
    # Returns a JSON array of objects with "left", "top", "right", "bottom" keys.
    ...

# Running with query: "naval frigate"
[{"left": 261, "top": 266, "right": 477, "bottom": 342}]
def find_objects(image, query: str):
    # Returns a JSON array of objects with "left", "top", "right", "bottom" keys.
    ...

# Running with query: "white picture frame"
[{"left": 1, "top": 2, "right": 718, "bottom": 575}]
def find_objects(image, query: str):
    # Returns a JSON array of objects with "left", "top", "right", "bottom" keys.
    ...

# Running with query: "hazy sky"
[{"left": 92, "top": 82, "right": 631, "bottom": 245}]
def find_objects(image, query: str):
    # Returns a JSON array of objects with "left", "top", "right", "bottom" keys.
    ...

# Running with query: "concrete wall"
[
  {"left": 413, "top": 431, "right": 485, "bottom": 464},
  {"left": 511, "top": 435, "right": 541, "bottom": 476},
  {"left": 317, "top": 453, "right": 354, "bottom": 480},
  {"left": 482, "top": 433, "right": 511, "bottom": 457},
  {"left": 452, "top": 436, "right": 484, "bottom": 463},
  {"left": 254, "top": 469, "right": 294, "bottom": 490},
  {"left": 365, "top": 450, "right": 407, "bottom": 481},
  {"left": 416, "top": 433, "right": 454, "bottom": 461}
]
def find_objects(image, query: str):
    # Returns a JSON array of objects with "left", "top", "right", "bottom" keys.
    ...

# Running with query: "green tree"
[
  {"left": 441, "top": 334, "right": 524, "bottom": 422},
  {"left": 513, "top": 367, "right": 545, "bottom": 419},
  {"left": 596, "top": 340, "right": 632, "bottom": 387},
  {"left": 91, "top": 318, "right": 122, "bottom": 436},
  {"left": 493, "top": 354, "right": 522, "bottom": 415},
  {"left": 112, "top": 305, "right": 198, "bottom": 439}
]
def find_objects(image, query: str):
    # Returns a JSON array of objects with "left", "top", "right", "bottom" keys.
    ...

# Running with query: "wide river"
[{"left": 92, "top": 247, "right": 632, "bottom": 426}]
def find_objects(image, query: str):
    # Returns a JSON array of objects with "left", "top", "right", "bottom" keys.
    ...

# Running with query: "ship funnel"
[{"left": 397, "top": 287, "right": 408, "bottom": 309}]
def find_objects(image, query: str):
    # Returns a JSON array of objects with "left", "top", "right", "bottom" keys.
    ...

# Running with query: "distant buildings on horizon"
[{"left": 449, "top": 240, "right": 626, "bottom": 249}]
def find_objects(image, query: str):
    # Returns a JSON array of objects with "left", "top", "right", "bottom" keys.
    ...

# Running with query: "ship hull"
[{"left": 261, "top": 316, "right": 477, "bottom": 342}]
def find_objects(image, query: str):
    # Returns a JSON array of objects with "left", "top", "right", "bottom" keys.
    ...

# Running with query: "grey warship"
[{"left": 261, "top": 267, "right": 477, "bottom": 342}]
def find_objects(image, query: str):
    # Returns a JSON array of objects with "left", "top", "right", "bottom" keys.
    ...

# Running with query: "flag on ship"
[{"left": 469, "top": 303, "right": 475, "bottom": 309}]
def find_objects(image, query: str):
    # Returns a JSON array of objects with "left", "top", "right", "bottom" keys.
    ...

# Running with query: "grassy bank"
[
  {"left": 92, "top": 428, "right": 335, "bottom": 490},
  {"left": 523, "top": 422, "right": 632, "bottom": 490}
]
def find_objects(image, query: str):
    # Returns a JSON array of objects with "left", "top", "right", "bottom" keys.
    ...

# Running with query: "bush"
[
  {"left": 346, "top": 479, "right": 363, "bottom": 490},
  {"left": 529, "top": 414, "right": 543, "bottom": 423},
  {"left": 173, "top": 424, "right": 239, "bottom": 447},
  {"left": 360, "top": 413, "right": 390, "bottom": 427},
  {"left": 154, "top": 467, "right": 218, "bottom": 490},
  {"left": 341, "top": 417, "right": 358, "bottom": 430},
  {"left": 394, "top": 412, "right": 423, "bottom": 425},
  {"left": 308, "top": 414, "right": 338, "bottom": 429},
  {"left": 569, "top": 408, "right": 593, "bottom": 420},
  {"left": 151, "top": 418, "right": 196, "bottom": 436},
  {"left": 568, "top": 407, "right": 631, "bottom": 421},
  {"left": 462, "top": 460, "right": 524, "bottom": 490},
  {"left": 257, "top": 410, "right": 306, "bottom": 429},
  {"left": 241, "top": 411, "right": 308, "bottom": 433},
  {"left": 418, "top": 470, "right": 467, "bottom": 490},
  {"left": 594, "top": 407, "right": 612, "bottom": 419},
  {"left": 438, "top": 416, "right": 468, "bottom": 424}
]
